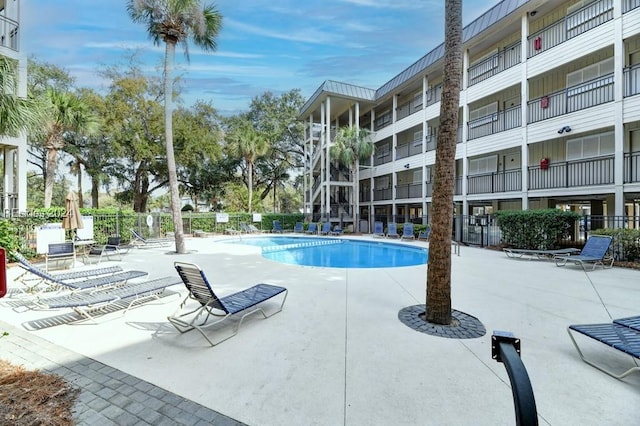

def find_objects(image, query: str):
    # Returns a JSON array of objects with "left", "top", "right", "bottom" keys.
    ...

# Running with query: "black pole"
[{"left": 492, "top": 331, "right": 538, "bottom": 426}]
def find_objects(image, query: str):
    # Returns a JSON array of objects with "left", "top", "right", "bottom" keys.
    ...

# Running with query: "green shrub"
[
  {"left": 0, "top": 219, "right": 21, "bottom": 260},
  {"left": 493, "top": 209, "right": 580, "bottom": 250},
  {"left": 591, "top": 228, "right": 640, "bottom": 261}
]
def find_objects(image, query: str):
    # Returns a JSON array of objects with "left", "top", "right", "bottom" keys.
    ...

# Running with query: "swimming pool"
[{"left": 224, "top": 236, "right": 428, "bottom": 268}]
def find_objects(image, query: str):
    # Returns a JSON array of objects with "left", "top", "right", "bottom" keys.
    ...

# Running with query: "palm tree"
[
  {"left": 330, "top": 126, "right": 375, "bottom": 229},
  {"left": 0, "top": 55, "right": 37, "bottom": 137},
  {"left": 41, "top": 89, "right": 97, "bottom": 208},
  {"left": 127, "top": 0, "right": 222, "bottom": 254},
  {"left": 230, "top": 124, "right": 269, "bottom": 212},
  {"left": 425, "top": 0, "right": 462, "bottom": 325}
]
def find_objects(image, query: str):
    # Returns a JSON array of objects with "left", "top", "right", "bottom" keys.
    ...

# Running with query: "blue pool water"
[{"left": 224, "top": 236, "right": 428, "bottom": 268}]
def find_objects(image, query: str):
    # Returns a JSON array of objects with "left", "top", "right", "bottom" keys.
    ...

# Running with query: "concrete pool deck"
[{"left": 1, "top": 234, "right": 639, "bottom": 425}]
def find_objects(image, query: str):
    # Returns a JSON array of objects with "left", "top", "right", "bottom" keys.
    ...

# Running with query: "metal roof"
[{"left": 300, "top": 0, "right": 533, "bottom": 117}]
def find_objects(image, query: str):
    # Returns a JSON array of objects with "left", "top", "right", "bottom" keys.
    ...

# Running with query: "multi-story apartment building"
[
  {"left": 0, "top": 0, "right": 26, "bottom": 213},
  {"left": 299, "top": 0, "right": 640, "bottom": 232}
]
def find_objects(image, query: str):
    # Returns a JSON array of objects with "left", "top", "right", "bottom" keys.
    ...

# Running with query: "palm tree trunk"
[
  {"left": 44, "top": 146, "right": 57, "bottom": 208},
  {"left": 76, "top": 161, "right": 83, "bottom": 207},
  {"left": 91, "top": 177, "right": 99, "bottom": 208},
  {"left": 425, "top": 0, "right": 462, "bottom": 325},
  {"left": 248, "top": 161, "right": 253, "bottom": 212},
  {"left": 164, "top": 40, "right": 186, "bottom": 253}
]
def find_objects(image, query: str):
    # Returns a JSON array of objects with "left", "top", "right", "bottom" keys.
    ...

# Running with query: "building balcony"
[
  {"left": 425, "top": 84, "right": 442, "bottom": 107},
  {"left": 624, "top": 151, "right": 640, "bottom": 183},
  {"left": 396, "top": 97, "right": 423, "bottom": 121},
  {"left": 396, "top": 138, "right": 423, "bottom": 160},
  {"left": 527, "top": 74, "right": 614, "bottom": 123},
  {"left": 468, "top": 42, "right": 521, "bottom": 87},
  {"left": 395, "top": 183, "right": 422, "bottom": 199},
  {"left": 373, "top": 188, "right": 392, "bottom": 201},
  {"left": 528, "top": 155, "right": 614, "bottom": 190},
  {"left": 467, "top": 106, "right": 521, "bottom": 141},
  {"left": 624, "top": 64, "right": 640, "bottom": 97},
  {"left": 625, "top": 0, "right": 640, "bottom": 12},
  {"left": 374, "top": 151, "right": 392, "bottom": 166},
  {"left": 0, "top": 15, "right": 19, "bottom": 51},
  {"left": 374, "top": 111, "right": 392, "bottom": 131},
  {"left": 527, "top": 0, "right": 613, "bottom": 58},
  {"left": 467, "top": 169, "right": 522, "bottom": 195}
]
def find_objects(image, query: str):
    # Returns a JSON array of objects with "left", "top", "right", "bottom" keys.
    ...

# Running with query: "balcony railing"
[
  {"left": 528, "top": 73, "right": 614, "bottom": 123},
  {"left": 625, "top": 0, "right": 640, "bottom": 12},
  {"left": 467, "top": 169, "right": 522, "bottom": 194},
  {"left": 396, "top": 137, "right": 423, "bottom": 160},
  {"left": 426, "top": 84, "right": 443, "bottom": 107},
  {"left": 0, "top": 15, "right": 19, "bottom": 51},
  {"left": 395, "top": 183, "right": 422, "bottom": 199},
  {"left": 527, "top": 0, "right": 613, "bottom": 58},
  {"left": 467, "top": 106, "right": 521, "bottom": 140},
  {"left": 425, "top": 182, "right": 433, "bottom": 197},
  {"left": 373, "top": 188, "right": 392, "bottom": 201},
  {"left": 624, "top": 64, "right": 640, "bottom": 97},
  {"left": 468, "top": 43, "right": 521, "bottom": 86},
  {"left": 454, "top": 177, "right": 462, "bottom": 195},
  {"left": 374, "top": 150, "right": 392, "bottom": 166},
  {"left": 397, "top": 97, "right": 423, "bottom": 121},
  {"left": 374, "top": 111, "right": 393, "bottom": 131},
  {"left": 359, "top": 189, "right": 371, "bottom": 202},
  {"left": 624, "top": 151, "right": 640, "bottom": 183},
  {"left": 528, "top": 155, "right": 614, "bottom": 189},
  {"left": 312, "top": 178, "right": 321, "bottom": 194}
]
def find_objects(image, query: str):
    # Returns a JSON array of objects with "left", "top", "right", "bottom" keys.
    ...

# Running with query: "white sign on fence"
[
  {"left": 216, "top": 213, "right": 229, "bottom": 223},
  {"left": 252, "top": 213, "right": 262, "bottom": 223}
]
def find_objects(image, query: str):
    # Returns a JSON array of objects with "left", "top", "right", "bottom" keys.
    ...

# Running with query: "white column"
[
  {"left": 613, "top": 0, "right": 625, "bottom": 217},
  {"left": 461, "top": 48, "right": 470, "bottom": 215},
  {"left": 521, "top": 13, "right": 530, "bottom": 210}
]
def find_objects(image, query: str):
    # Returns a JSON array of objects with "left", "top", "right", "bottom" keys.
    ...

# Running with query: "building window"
[
  {"left": 469, "top": 155, "right": 498, "bottom": 175},
  {"left": 566, "top": 131, "right": 614, "bottom": 161}
]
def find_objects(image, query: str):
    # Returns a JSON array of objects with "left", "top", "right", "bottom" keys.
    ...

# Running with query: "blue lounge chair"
[
  {"left": 272, "top": 220, "right": 283, "bottom": 233},
  {"left": 417, "top": 228, "right": 430, "bottom": 241},
  {"left": 305, "top": 223, "right": 317, "bottom": 235},
  {"left": 320, "top": 222, "right": 331, "bottom": 235},
  {"left": 169, "top": 262, "right": 288, "bottom": 346},
  {"left": 330, "top": 225, "right": 343, "bottom": 236},
  {"left": 555, "top": 235, "right": 613, "bottom": 271},
  {"left": 294, "top": 222, "right": 304, "bottom": 233},
  {"left": 401, "top": 223, "right": 415, "bottom": 240},
  {"left": 567, "top": 317, "right": 640, "bottom": 379},
  {"left": 373, "top": 221, "right": 384, "bottom": 238},
  {"left": 386, "top": 222, "right": 400, "bottom": 239}
]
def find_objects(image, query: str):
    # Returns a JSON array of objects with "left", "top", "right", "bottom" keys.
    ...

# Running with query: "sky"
[{"left": 21, "top": 0, "right": 492, "bottom": 117}]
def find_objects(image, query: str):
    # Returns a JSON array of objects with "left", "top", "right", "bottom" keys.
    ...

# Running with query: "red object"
[
  {"left": 0, "top": 247, "right": 6, "bottom": 298},
  {"left": 540, "top": 96, "right": 549, "bottom": 109},
  {"left": 534, "top": 36, "right": 542, "bottom": 51},
  {"left": 540, "top": 158, "right": 550, "bottom": 170}
]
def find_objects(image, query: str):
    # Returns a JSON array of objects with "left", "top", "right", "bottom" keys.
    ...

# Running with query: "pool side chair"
[
  {"left": 239, "top": 222, "right": 251, "bottom": 233},
  {"left": 503, "top": 247, "right": 580, "bottom": 260},
  {"left": 294, "top": 222, "right": 304, "bottom": 233},
  {"left": 33, "top": 276, "right": 181, "bottom": 322},
  {"left": 330, "top": 225, "right": 343, "bottom": 236},
  {"left": 373, "top": 221, "right": 385, "bottom": 238},
  {"left": 169, "top": 262, "right": 288, "bottom": 346},
  {"left": 386, "top": 222, "right": 400, "bottom": 239},
  {"left": 305, "top": 223, "right": 317, "bottom": 235},
  {"left": 401, "top": 223, "right": 415, "bottom": 240},
  {"left": 130, "top": 229, "right": 171, "bottom": 248},
  {"left": 248, "top": 224, "right": 263, "bottom": 233},
  {"left": 86, "top": 236, "right": 132, "bottom": 264},
  {"left": 12, "top": 252, "right": 126, "bottom": 294},
  {"left": 272, "top": 220, "right": 284, "bottom": 233},
  {"left": 417, "top": 228, "right": 430, "bottom": 241},
  {"left": 320, "top": 222, "right": 331, "bottom": 235},
  {"left": 567, "top": 318, "right": 640, "bottom": 380},
  {"left": 555, "top": 235, "right": 613, "bottom": 271}
]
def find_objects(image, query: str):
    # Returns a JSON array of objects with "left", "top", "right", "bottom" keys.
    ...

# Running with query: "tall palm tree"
[
  {"left": 0, "top": 55, "right": 37, "bottom": 137},
  {"left": 425, "top": 0, "right": 462, "bottom": 325},
  {"left": 330, "top": 126, "right": 375, "bottom": 229},
  {"left": 127, "top": 0, "right": 222, "bottom": 254},
  {"left": 41, "top": 89, "right": 97, "bottom": 208},
  {"left": 230, "top": 124, "right": 269, "bottom": 212}
]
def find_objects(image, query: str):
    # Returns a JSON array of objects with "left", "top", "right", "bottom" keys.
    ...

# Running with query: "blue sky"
[{"left": 22, "top": 0, "right": 492, "bottom": 116}]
